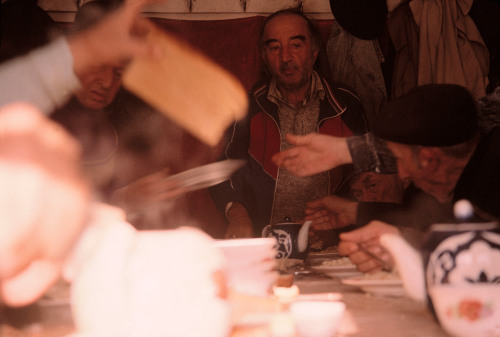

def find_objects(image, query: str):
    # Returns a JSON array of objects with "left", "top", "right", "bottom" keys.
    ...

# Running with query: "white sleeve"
[{"left": 0, "top": 37, "right": 81, "bottom": 115}]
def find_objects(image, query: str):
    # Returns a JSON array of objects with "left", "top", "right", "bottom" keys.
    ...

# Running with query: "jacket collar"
[{"left": 252, "top": 73, "right": 347, "bottom": 124}]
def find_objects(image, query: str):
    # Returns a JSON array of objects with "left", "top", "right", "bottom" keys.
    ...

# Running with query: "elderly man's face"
[
  {"left": 349, "top": 172, "right": 409, "bottom": 203},
  {"left": 386, "top": 142, "right": 462, "bottom": 203},
  {"left": 75, "top": 64, "right": 123, "bottom": 110},
  {"left": 261, "top": 14, "right": 318, "bottom": 92}
]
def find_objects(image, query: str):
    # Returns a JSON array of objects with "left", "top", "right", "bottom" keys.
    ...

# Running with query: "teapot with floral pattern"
[{"left": 380, "top": 200, "right": 500, "bottom": 337}]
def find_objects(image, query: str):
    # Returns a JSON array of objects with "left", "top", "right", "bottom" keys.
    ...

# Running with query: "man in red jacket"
[{"left": 210, "top": 8, "right": 367, "bottom": 238}]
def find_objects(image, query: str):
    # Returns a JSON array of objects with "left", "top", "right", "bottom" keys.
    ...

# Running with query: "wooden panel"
[
  {"left": 193, "top": 0, "right": 243, "bottom": 13},
  {"left": 143, "top": 0, "right": 191, "bottom": 14},
  {"left": 38, "top": 0, "right": 78, "bottom": 11},
  {"left": 40, "top": 0, "right": 334, "bottom": 22}
]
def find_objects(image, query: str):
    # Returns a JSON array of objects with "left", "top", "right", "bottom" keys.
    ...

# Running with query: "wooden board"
[{"left": 123, "top": 26, "right": 248, "bottom": 146}]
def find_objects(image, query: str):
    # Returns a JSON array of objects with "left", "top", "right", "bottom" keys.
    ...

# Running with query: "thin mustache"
[{"left": 280, "top": 64, "right": 297, "bottom": 72}]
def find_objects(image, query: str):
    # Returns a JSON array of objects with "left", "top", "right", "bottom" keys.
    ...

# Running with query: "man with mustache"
[
  {"left": 210, "top": 8, "right": 367, "bottom": 238},
  {"left": 51, "top": 0, "right": 125, "bottom": 193}
]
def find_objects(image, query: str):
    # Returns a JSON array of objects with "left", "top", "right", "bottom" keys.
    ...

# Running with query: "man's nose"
[
  {"left": 280, "top": 46, "right": 292, "bottom": 62},
  {"left": 98, "top": 67, "right": 115, "bottom": 89}
]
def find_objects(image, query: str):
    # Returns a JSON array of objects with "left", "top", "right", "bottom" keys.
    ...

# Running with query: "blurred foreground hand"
[
  {"left": 338, "top": 221, "right": 399, "bottom": 273},
  {"left": 69, "top": 0, "right": 164, "bottom": 80},
  {"left": 0, "top": 103, "right": 91, "bottom": 306}
]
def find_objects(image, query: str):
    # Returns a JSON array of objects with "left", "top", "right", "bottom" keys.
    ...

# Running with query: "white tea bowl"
[
  {"left": 213, "top": 238, "right": 277, "bottom": 297},
  {"left": 290, "top": 301, "right": 345, "bottom": 337}
]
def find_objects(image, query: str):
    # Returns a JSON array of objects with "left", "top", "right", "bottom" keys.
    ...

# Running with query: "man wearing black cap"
[
  {"left": 373, "top": 84, "right": 485, "bottom": 204},
  {"left": 273, "top": 83, "right": 500, "bottom": 271},
  {"left": 274, "top": 83, "right": 500, "bottom": 217}
]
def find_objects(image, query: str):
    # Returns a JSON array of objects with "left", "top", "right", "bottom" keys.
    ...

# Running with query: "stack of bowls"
[{"left": 213, "top": 238, "right": 278, "bottom": 297}]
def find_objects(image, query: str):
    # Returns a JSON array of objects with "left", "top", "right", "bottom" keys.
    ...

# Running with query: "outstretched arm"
[
  {"left": 272, "top": 133, "right": 353, "bottom": 177},
  {"left": 273, "top": 132, "right": 398, "bottom": 177}
]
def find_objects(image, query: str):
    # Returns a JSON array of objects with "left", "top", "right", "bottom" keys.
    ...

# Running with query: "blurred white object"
[
  {"left": 0, "top": 103, "right": 91, "bottom": 307},
  {"left": 270, "top": 312, "right": 296, "bottom": 337},
  {"left": 429, "top": 285, "right": 500, "bottom": 337},
  {"left": 290, "top": 301, "right": 345, "bottom": 337},
  {"left": 214, "top": 238, "right": 278, "bottom": 297},
  {"left": 65, "top": 204, "right": 230, "bottom": 337},
  {"left": 273, "top": 284, "right": 300, "bottom": 304},
  {"left": 454, "top": 199, "right": 474, "bottom": 221}
]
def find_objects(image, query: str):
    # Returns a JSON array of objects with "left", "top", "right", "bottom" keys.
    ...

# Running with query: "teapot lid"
[
  {"left": 274, "top": 216, "right": 300, "bottom": 225},
  {"left": 453, "top": 199, "right": 499, "bottom": 224}
]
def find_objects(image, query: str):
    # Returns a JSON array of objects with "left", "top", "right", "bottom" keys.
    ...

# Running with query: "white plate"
[
  {"left": 308, "top": 251, "right": 340, "bottom": 258},
  {"left": 311, "top": 264, "right": 357, "bottom": 272},
  {"left": 360, "top": 285, "right": 407, "bottom": 297},
  {"left": 311, "top": 265, "right": 362, "bottom": 280},
  {"left": 164, "top": 159, "right": 246, "bottom": 192},
  {"left": 307, "top": 254, "right": 341, "bottom": 264},
  {"left": 341, "top": 277, "right": 402, "bottom": 287},
  {"left": 341, "top": 276, "right": 405, "bottom": 297}
]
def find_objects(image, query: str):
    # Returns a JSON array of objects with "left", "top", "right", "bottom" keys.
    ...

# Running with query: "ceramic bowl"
[
  {"left": 289, "top": 301, "right": 345, "bottom": 337},
  {"left": 214, "top": 238, "right": 276, "bottom": 262},
  {"left": 213, "top": 238, "right": 277, "bottom": 297}
]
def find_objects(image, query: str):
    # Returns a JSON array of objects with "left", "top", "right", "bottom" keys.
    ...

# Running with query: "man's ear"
[
  {"left": 417, "top": 147, "right": 440, "bottom": 172},
  {"left": 312, "top": 49, "right": 319, "bottom": 63},
  {"left": 402, "top": 177, "right": 412, "bottom": 188}
]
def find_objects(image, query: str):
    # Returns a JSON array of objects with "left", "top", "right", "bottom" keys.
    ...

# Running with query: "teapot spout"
[
  {"left": 297, "top": 221, "right": 312, "bottom": 253},
  {"left": 380, "top": 233, "right": 426, "bottom": 302}
]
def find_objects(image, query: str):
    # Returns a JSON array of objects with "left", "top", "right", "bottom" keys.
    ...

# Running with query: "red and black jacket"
[{"left": 210, "top": 76, "right": 368, "bottom": 235}]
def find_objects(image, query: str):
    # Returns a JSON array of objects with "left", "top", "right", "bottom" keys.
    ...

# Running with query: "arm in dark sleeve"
[
  {"left": 335, "top": 85, "right": 369, "bottom": 136},
  {"left": 356, "top": 185, "right": 454, "bottom": 232},
  {"left": 347, "top": 133, "right": 398, "bottom": 174}
]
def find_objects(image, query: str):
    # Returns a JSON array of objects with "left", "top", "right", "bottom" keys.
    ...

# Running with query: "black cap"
[
  {"left": 329, "top": 0, "right": 388, "bottom": 40},
  {"left": 373, "top": 84, "right": 478, "bottom": 146}
]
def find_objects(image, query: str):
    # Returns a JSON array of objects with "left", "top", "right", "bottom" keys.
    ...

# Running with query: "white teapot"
[{"left": 380, "top": 200, "right": 500, "bottom": 337}]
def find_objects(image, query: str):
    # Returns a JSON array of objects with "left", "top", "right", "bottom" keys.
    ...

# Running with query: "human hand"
[
  {"left": 69, "top": 0, "right": 163, "bottom": 80},
  {"left": 305, "top": 195, "right": 358, "bottom": 230},
  {"left": 224, "top": 203, "right": 254, "bottom": 238},
  {"left": 111, "top": 168, "right": 186, "bottom": 215},
  {"left": 338, "top": 221, "right": 400, "bottom": 273},
  {"left": 0, "top": 103, "right": 91, "bottom": 306},
  {"left": 271, "top": 133, "right": 352, "bottom": 177}
]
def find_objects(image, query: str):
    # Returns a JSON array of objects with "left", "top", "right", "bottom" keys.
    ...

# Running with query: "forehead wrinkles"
[{"left": 263, "top": 14, "right": 310, "bottom": 44}]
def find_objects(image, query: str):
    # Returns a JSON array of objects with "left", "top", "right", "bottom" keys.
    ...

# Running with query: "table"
[
  {"left": 1, "top": 269, "right": 450, "bottom": 337},
  {"left": 296, "top": 276, "right": 449, "bottom": 337},
  {"left": 231, "top": 272, "right": 449, "bottom": 337}
]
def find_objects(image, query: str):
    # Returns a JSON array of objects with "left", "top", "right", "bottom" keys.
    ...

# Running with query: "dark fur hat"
[
  {"left": 373, "top": 84, "right": 478, "bottom": 146},
  {"left": 329, "top": 0, "right": 388, "bottom": 40}
]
